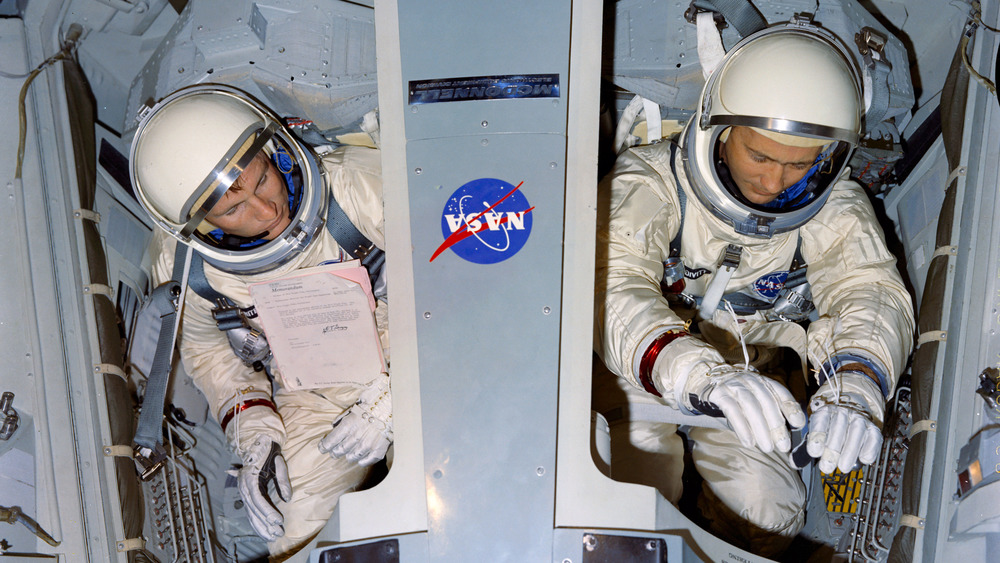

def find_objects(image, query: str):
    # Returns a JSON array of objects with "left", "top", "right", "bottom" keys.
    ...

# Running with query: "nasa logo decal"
[
  {"left": 430, "top": 178, "right": 534, "bottom": 264},
  {"left": 752, "top": 271, "right": 789, "bottom": 301}
]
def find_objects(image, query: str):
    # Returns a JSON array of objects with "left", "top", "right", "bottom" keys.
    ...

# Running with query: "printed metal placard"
[
  {"left": 409, "top": 74, "right": 559, "bottom": 105},
  {"left": 823, "top": 467, "right": 864, "bottom": 514}
]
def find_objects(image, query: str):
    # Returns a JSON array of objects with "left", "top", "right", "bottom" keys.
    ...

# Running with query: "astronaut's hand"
[
  {"left": 686, "top": 365, "right": 806, "bottom": 453},
  {"left": 806, "top": 372, "right": 884, "bottom": 474},
  {"left": 318, "top": 372, "right": 392, "bottom": 466},
  {"left": 237, "top": 436, "right": 291, "bottom": 542}
]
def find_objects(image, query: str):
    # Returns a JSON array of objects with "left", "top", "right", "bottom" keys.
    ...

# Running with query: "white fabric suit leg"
[
  {"left": 686, "top": 317, "right": 807, "bottom": 555},
  {"left": 687, "top": 425, "right": 805, "bottom": 556},
  {"left": 266, "top": 388, "right": 370, "bottom": 558}
]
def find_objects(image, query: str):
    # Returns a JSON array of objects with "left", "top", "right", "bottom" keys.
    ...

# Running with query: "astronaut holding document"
[{"left": 130, "top": 84, "right": 392, "bottom": 559}]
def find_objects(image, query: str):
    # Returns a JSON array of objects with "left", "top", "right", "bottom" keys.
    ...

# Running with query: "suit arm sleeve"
[
  {"left": 595, "top": 148, "right": 701, "bottom": 396},
  {"left": 801, "top": 180, "right": 915, "bottom": 398}
]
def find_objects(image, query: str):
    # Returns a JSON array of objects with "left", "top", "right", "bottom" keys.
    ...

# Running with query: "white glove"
[
  {"left": 318, "top": 373, "right": 392, "bottom": 466},
  {"left": 806, "top": 371, "right": 885, "bottom": 474},
  {"left": 237, "top": 435, "right": 292, "bottom": 542},
  {"left": 684, "top": 364, "right": 806, "bottom": 453}
]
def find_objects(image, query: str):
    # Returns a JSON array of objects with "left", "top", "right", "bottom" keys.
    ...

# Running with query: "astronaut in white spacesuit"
[
  {"left": 129, "top": 84, "right": 391, "bottom": 558},
  {"left": 594, "top": 24, "right": 915, "bottom": 555}
]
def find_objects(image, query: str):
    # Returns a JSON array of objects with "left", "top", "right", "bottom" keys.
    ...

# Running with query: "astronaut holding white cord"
[{"left": 594, "top": 22, "right": 914, "bottom": 556}]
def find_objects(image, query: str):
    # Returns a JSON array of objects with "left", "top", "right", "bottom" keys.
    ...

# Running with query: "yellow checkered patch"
[{"left": 822, "top": 466, "right": 864, "bottom": 513}]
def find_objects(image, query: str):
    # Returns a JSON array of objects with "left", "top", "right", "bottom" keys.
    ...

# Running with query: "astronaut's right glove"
[
  {"left": 237, "top": 435, "right": 292, "bottom": 542},
  {"left": 682, "top": 363, "right": 807, "bottom": 453},
  {"left": 318, "top": 372, "right": 392, "bottom": 466},
  {"left": 641, "top": 333, "right": 805, "bottom": 453}
]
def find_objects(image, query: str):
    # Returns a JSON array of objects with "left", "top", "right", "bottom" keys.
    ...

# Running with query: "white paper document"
[{"left": 248, "top": 260, "right": 385, "bottom": 391}]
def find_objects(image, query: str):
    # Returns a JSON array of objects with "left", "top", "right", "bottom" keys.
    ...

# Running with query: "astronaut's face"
[
  {"left": 720, "top": 127, "right": 823, "bottom": 205},
  {"left": 205, "top": 153, "right": 291, "bottom": 240}
]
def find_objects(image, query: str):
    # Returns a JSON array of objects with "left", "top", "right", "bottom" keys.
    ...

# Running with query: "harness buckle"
[
  {"left": 133, "top": 443, "right": 168, "bottom": 481},
  {"left": 720, "top": 244, "right": 743, "bottom": 270}
]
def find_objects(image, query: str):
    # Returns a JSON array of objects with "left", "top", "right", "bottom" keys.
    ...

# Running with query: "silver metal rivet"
[
  {"left": 423, "top": 311, "right": 431, "bottom": 319},
  {"left": 415, "top": 168, "right": 422, "bottom": 175},
  {"left": 543, "top": 307, "right": 551, "bottom": 315},
  {"left": 481, "top": 120, "right": 489, "bottom": 127}
]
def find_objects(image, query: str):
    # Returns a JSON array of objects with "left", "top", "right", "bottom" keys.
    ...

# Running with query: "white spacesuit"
[
  {"left": 130, "top": 85, "right": 392, "bottom": 558},
  {"left": 594, "top": 24, "right": 915, "bottom": 555}
]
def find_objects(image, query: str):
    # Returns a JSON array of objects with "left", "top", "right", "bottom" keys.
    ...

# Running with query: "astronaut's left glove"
[
  {"left": 806, "top": 371, "right": 885, "bottom": 474},
  {"left": 318, "top": 372, "right": 392, "bottom": 466}
]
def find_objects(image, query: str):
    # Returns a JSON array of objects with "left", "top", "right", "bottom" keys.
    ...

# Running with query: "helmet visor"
[{"left": 178, "top": 121, "right": 278, "bottom": 238}]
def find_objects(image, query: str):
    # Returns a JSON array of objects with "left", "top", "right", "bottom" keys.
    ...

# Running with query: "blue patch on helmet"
[{"left": 752, "top": 271, "right": 789, "bottom": 301}]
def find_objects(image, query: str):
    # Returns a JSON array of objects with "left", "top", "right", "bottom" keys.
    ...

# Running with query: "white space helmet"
[
  {"left": 130, "top": 84, "right": 326, "bottom": 274},
  {"left": 681, "top": 21, "right": 863, "bottom": 238}
]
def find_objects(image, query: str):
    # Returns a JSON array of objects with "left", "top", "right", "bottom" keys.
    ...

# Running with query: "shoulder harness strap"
[
  {"left": 187, "top": 251, "right": 249, "bottom": 330},
  {"left": 326, "top": 192, "right": 386, "bottom": 294},
  {"left": 188, "top": 251, "right": 269, "bottom": 370},
  {"left": 188, "top": 251, "right": 227, "bottom": 304},
  {"left": 667, "top": 142, "right": 686, "bottom": 258}
]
